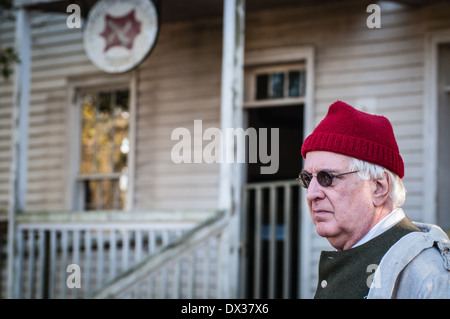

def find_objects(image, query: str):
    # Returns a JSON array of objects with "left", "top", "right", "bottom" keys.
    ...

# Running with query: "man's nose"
[{"left": 306, "top": 176, "right": 326, "bottom": 202}]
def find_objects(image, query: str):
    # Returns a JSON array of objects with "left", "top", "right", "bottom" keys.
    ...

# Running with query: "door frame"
[
  {"left": 242, "top": 45, "right": 315, "bottom": 298},
  {"left": 423, "top": 29, "right": 450, "bottom": 225}
]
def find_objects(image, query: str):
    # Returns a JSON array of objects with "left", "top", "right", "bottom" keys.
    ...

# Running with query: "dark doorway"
[
  {"left": 246, "top": 105, "right": 304, "bottom": 183},
  {"left": 241, "top": 104, "right": 303, "bottom": 299},
  {"left": 437, "top": 43, "right": 450, "bottom": 231}
]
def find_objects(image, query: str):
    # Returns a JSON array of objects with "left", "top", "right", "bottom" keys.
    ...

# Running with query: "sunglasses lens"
[
  {"left": 317, "top": 171, "right": 333, "bottom": 187},
  {"left": 299, "top": 172, "right": 311, "bottom": 188}
]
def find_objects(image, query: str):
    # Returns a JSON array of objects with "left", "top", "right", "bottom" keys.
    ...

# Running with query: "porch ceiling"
[{"left": 14, "top": 0, "right": 446, "bottom": 22}]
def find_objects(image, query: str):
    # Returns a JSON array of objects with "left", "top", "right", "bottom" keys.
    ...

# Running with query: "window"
[
  {"left": 256, "top": 70, "right": 305, "bottom": 100},
  {"left": 78, "top": 89, "right": 130, "bottom": 210},
  {"left": 245, "top": 63, "right": 306, "bottom": 108}
]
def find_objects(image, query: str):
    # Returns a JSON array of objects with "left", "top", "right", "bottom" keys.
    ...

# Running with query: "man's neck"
[
  {"left": 329, "top": 207, "right": 401, "bottom": 251},
  {"left": 351, "top": 207, "right": 405, "bottom": 249}
]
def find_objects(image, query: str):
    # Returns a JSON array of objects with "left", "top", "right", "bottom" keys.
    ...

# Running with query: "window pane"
[
  {"left": 115, "top": 90, "right": 129, "bottom": 113},
  {"left": 97, "top": 146, "right": 112, "bottom": 174},
  {"left": 84, "top": 180, "right": 98, "bottom": 211},
  {"left": 288, "top": 71, "right": 300, "bottom": 97},
  {"left": 81, "top": 119, "right": 95, "bottom": 146},
  {"left": 115, "top": 115, "right": 129, "bottom": 131},
  {"left": 81, "top": 146, "right": 95, "bottom": 174},
  {"left": 98, "top": 92, "right": 112, "bottom": 119},
  {"left": 113, "top": 127, "right": 128, "bottom": 146},
  {"left": 270, "top": 72, "right": 284, "bottom": 98},
  {"left": 113, "top": 124, "right": 128, "bottom": 172},
  {"left": 96, "top": 119, "right": 113, "bottom": 148},
  {"left": 119, "top": 172, "right": 127, "bottom": 209},
  {"left": 79, "top": 89, "right": 129, "bottom": 211},
  {"left": 299, "top": 70, "right": 306, "bottom": 97},
  {"left": 100, "top": 179, "right": 114, "bottom": 210},
  {"left": 113, "top": 147, "right": 127, "bottom": 173},
  {"left": 82, "top": 95, "right": 95, "bottom": 120},
  {"left": 120, "top": 167, "right": 129, "bottom": 192},
  {"left": 96, "top": 118, "right": 113, "bottom": 174},
  {"left": 299, "top": 70, "right": 306, "bottom": 96},
  {"left": 83, "top": 179, "right": 125, "bottom": 210},
  {"left": 256, "top": 74, "right": 269, "bottom": 100}
]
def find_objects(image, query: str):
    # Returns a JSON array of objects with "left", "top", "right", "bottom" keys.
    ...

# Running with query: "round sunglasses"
[{"left": 297, "top": 170, "right": 359, "bottom": 189}]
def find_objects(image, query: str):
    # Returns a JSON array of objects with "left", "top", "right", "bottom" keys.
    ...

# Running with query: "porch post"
[
  {"left": 218, "top": 0, "right": 245, "bottom": 298},
  {"left": 7, "top": 6, "right": 31, "bottom": 298}
]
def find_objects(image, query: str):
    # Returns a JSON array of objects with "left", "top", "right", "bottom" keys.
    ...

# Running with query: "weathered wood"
[
  {"left": 243, "top": 180, "right": 301, "bottom": 299},
  {"left": 7, "top": 209, "right": 217, "bottom": 298},
  {"left": 16, "top": 209, "right": 215, "bottom": 223},
  {"left": 217, "top": 0, "right": 245, "bottom": 299},
  {"left": 88, "top": 210, "right": 226, "bottom": 299},
  {"left": 7, "top": 7, "right": 31, "bottom": 299}
]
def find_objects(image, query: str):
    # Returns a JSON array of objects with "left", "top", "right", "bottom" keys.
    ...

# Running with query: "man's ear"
[{"left": 373, "top": 171, "right": 391, "bottom": 207}]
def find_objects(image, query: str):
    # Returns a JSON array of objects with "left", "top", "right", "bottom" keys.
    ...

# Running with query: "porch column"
[
  {"left": 7, "top": 6, "right": 31, "bottom": 298},
  {"left": 218, "top": 0, "right": 245, "bottom": 298}
]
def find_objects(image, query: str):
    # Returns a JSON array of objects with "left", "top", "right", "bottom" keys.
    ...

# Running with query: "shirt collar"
[{"left": 352, "top": 208, "right": 406, "bottom": 248}]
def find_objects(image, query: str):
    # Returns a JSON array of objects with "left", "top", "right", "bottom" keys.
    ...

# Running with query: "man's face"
[{"left": 303, "top": 151, "right": 377, "bottom": 250}]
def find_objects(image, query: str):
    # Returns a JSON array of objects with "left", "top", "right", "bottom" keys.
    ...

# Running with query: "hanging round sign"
[{"left": 83, "top": 0, "right": 158, "bottom": 73}]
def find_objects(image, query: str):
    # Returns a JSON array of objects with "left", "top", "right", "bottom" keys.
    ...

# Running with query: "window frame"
[
  {"left": 244, "top": 62, "right": 306, "bottom": 109},
  {"left": 65, "top": 73, "right": 137, "bottom": 211},
  {"left": 243, "top": 45, "right": 315, "bottom": 298},
  {"left": 77, "top": 88, "right": 131, "bottom": 211}
]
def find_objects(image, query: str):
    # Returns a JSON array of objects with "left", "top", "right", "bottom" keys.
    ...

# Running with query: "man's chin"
[{"left": 314, "top": 222, "right": 337, "bottom": 238}]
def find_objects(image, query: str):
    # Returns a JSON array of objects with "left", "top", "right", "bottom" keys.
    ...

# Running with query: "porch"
[
  {"left": 1, "top": 178, "right": 303, "bottom": 299},
  {"left": 3, "top": 0, "right": 449, "bottom": 300},
  {"left": 1, "top": 209, "right": 218, "bottom": 298},
  {"left": 4, "top": 0, "right": 310, "bottom": 299}
]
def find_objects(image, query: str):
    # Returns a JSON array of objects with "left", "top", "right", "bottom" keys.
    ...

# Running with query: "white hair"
[{"left": 348, "top": 157, "right": 406, "bottom": 208}]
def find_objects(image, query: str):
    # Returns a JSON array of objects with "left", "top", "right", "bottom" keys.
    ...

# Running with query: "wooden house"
[{"left": 0, "top": 0, "right": 449, "bottom": 299}]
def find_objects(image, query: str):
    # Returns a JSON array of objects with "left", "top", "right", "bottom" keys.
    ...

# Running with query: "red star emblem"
[{"left": 100, "top": 9, "right": 141, "bottom": 52}]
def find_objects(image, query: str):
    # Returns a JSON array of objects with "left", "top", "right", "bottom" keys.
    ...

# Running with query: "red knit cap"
[{"left": 301, "top": 100, "right": 404, "bottom": 178}]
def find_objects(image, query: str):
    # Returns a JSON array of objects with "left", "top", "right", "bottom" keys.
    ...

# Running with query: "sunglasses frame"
[{"left": 297, "top": 170, "right": 359, "bottom": 189}]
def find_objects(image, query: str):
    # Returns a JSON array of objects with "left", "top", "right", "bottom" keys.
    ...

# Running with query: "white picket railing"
[
  {"left": 240, "top": 180, "right": 302, "bottom": 299},
  {"left": 8, "top": 210, "right": 216, "bottom": 299},
  {"left": 87, "top": 210, "right": 227, "bottom": 299}
]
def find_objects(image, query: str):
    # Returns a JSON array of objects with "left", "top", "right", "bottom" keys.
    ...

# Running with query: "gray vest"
[{"left": 314, "top": 217, "right": 420, "bottom": 299}]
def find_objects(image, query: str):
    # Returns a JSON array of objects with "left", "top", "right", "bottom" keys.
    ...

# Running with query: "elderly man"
[{"left": 300, "top": 100, "right": 450, "bottom": 299}]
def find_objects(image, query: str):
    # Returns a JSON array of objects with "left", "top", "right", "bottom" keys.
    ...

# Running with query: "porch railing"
[
  {"left": 87, "top": 210, "right": 227, "bottom": 299},
  {"left": 6, "top": 209, "right": 216, "bottom": 299},
  {"left": 240, "top": 179, "right": 302, "bottom": 299}
]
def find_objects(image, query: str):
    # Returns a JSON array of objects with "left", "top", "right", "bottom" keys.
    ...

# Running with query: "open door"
[
  {"left": 241, "top": 104, "right": 303, "bottom": 298},
  {"left": 437, "top": 43, "right": 450, "bottom": 231}
]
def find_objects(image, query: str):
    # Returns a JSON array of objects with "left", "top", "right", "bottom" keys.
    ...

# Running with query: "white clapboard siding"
[
  {"left": 22, "top": 13, "right": 98, "bottom": 211},
  {"left": 134, "top": 17, "right": 223, "bottom": 210},
  {"left": 0, "top": 16, "right": 16, "bottom": 211}
]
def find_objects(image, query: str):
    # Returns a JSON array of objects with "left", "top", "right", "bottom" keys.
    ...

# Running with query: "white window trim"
[
  {"left": 244, "top": 45, "right": 314, "bottom": 132},
  {"left": 64, "top": 71, "right": 138, "bottom": 211},
  {"left": 423, "top": 29, "right": 450, "bottom": 224},
  {"left": 244, "top": 62, "right": 306, "bottom": 108}
]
